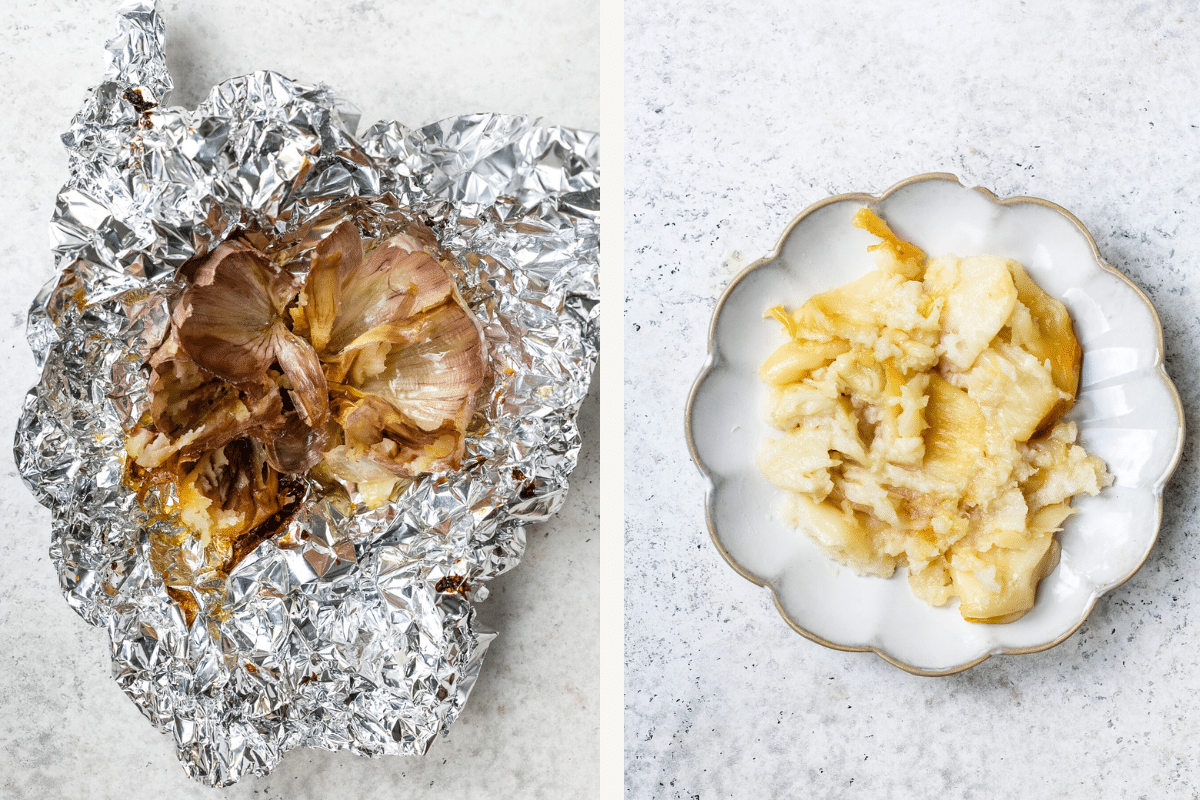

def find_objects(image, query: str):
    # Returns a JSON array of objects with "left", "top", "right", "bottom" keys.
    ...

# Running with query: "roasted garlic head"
[{"left": 126, "top": 218, "right": 487, "bottom": 605}]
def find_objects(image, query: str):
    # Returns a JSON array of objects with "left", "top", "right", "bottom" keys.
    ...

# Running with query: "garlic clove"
[{"left": 304, "top": 220, "right": 363, "bottom": 353}]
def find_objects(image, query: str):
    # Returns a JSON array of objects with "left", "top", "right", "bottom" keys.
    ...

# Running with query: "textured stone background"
[
  {"left": 625, "top": 1, "right": 1200, "bottom": 797},
  {"left": 0, "top": 2, "right": 600, "bottom": 798}
]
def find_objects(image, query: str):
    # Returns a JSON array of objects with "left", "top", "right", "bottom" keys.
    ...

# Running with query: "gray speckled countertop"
[
  {"left": 0, "top": 2, "right": 600, "bottom": 798},
  {"left": 625, "top": 1, "right": 1200, "bottom": 797}
]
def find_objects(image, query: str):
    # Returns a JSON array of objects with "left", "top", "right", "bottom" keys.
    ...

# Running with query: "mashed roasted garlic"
[{"left": 757, "top": 209, "right": 1110, "bottom": 623}]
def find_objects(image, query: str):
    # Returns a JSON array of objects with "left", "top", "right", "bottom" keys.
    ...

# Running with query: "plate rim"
[{"left": 684, "top": 171, "right": 1185, "bottom": 676}]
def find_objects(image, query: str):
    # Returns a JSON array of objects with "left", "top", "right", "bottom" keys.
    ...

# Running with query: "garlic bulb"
[{"left": 127, "top": 217, "right": 488, "bottom": 588}]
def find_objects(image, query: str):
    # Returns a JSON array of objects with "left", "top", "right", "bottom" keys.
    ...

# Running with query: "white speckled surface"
[
  {"left": 1, "top": 2, "right": 599, "bottom": 797},
  {"left": 625, "top": 2, "right": 1199, "bottom": 797}
]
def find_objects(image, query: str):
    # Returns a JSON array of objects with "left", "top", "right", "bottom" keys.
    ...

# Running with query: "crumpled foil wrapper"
[{"left": 13, "top": 2, "right": 598, "bottom": 786}]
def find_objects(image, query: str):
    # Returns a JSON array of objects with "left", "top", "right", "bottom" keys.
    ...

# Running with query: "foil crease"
[{"left": 14, "top": 2, "right": 598, "bottom": 786}]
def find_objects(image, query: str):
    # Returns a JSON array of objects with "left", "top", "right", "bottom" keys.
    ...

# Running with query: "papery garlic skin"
[{"left": 295, "top": 221, "right": 488, "bottom": 504}]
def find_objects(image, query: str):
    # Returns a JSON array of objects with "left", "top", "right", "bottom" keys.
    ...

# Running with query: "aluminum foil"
[{"left": 13, "top": 2, "right": 598, "bottom": 786}]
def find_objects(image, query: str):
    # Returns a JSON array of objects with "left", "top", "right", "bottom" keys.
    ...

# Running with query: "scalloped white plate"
[{"left": 686, "top": 174, "right": 1183, "bottom": 675}]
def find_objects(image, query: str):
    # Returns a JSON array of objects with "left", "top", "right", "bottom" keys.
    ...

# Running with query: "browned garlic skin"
[
  {"left": 142, "top": 328, "right": 284, "bottom": 464},
  {"left": 176, "top": 241, "right": 330, "bottom": 430}
]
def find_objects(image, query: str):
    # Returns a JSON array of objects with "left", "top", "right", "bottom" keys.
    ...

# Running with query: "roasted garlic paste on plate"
[{"left": 757, "top": 209, "right": 1110, "bottom": 623}]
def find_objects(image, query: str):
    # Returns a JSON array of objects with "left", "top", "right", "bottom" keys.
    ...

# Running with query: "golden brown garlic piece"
[{"left": 127, "top": 218, "right": 487, "bottom": 598}]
